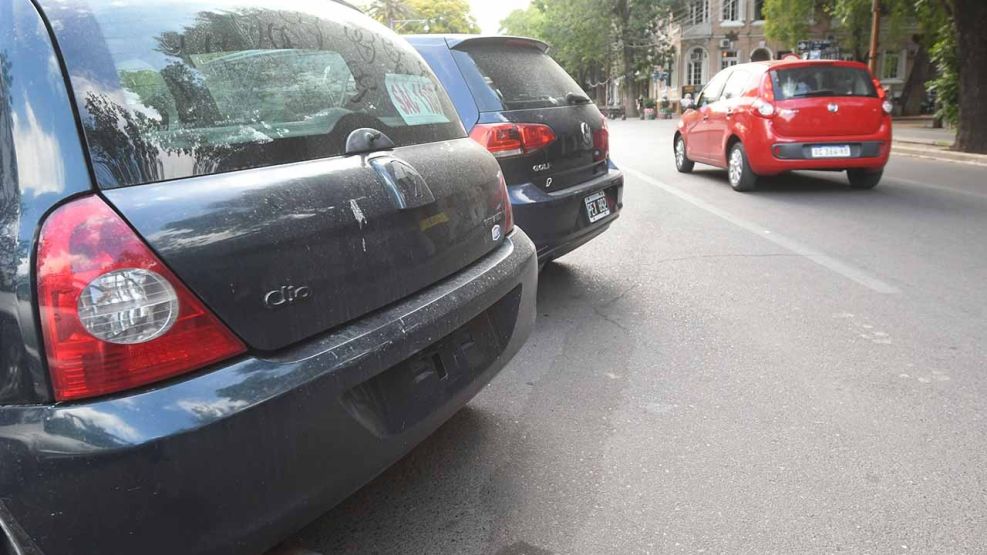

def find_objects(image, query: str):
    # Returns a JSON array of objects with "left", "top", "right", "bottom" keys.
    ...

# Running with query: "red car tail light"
[
  {"left": 754, "top": 73, "right": 776, "bottom": 117},
  {"left": 593, "top": 118, "right": 609, "bottom": 162},
  {"left": 470, "top": 123, "right": 556, "bottom": 158},
  {"left": 37, "top": 195, "right": 246, "bottom": 402}
]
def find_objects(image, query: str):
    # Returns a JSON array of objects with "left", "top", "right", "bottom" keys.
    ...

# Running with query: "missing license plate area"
[
  {"left": 585, "top": 191, "right": 610, "bottom": 223},
  {"left": 810, "top": 145, "right": 851, "bottom": 158}
]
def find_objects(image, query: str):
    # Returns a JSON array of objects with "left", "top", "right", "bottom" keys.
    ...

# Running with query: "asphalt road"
[{"left": 290, "top": 119, "right": 987, "bottom": 554}]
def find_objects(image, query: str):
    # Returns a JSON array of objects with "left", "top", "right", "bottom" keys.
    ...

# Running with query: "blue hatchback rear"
[{"left": 408, "top": 35, "right": 624, "bottom": 265}]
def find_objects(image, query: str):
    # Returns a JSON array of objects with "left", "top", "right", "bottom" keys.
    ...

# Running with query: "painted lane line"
[{"left": 622, "top": 166, "right": 902, "bottom": 295}]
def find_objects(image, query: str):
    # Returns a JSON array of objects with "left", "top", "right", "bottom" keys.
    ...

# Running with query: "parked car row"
[{"left": 0, "top": 1, "right": 620, "bottom": 554}]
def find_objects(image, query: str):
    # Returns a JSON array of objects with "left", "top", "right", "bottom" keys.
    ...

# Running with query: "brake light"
[
  {"left": 754, "top": 73, "right": 776, "bottom": 118},
  {"left": 593, "top": 118, "right": 609, "bottom": 162},
  {"left": 36, "top": 195, "right": 246, "bottom": 402},
  {"left": 470, "top": 123, "right": 556, "bottom": 158},
  {"left": 759, "top": 72, "right": 775, "bottom": 102},
  {"left": 497, "top": 171, "right": 514, "bottom": 234}
]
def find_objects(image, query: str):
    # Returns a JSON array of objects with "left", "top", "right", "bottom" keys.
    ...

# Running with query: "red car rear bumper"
[{"left": 744, "top": 118, "right": 892, "bottom": 176}]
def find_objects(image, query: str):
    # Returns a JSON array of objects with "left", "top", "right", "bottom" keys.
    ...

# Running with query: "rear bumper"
[
  {"left": 745, "top": 119, "right": 892, "bottom": 175},
  {"left": 509, "top": 168, "right": 624, "bottom": 261},
  {"left": 0, "top": 231, "right": 538, "bottom": 555}
]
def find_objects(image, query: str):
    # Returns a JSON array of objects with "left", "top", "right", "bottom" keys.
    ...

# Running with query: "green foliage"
[
  {"left": 926, "top": 22, "right": 958, "bottom": 126},
  {"left": 500, "top": 0, "right": 611, "bottom": 79},
  {"left": 366, "top": 0, "right": 416, "bottom": 26},
  {"left": 764, "top": 0, "right": 914, "bottom": 59},
  {"left": 404, "top": 0, "right": 479, "bottom": 34},
  {"left": 763, "top": 0, "right": 815, "bottom": 50}
]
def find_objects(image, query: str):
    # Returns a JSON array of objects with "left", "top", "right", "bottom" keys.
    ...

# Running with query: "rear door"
[
  {"left": 769, "top": 63, "right": 884, "bottom": 138},
  {"left": 44, "top": 0, "right": 509, "bottom": 351},
  {"left": 450, "top": 39, "right": 609, "bottom": 192}
]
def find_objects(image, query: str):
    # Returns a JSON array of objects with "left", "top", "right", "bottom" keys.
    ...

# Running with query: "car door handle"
[
  {"left": 702, "top": 115, "right": 709, "bottom": 121},
  {"left": 726, "top": 110, "right": 734, "bottom": 117}
]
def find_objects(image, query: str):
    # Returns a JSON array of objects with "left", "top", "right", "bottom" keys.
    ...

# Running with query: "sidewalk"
[{"left": 892, "top": 118, "right": 987, "bottom": 166}]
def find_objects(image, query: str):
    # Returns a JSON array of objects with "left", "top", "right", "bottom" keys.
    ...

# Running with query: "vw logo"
[
  {"left": 580, "top": 122, "right": 593, "bottom": 147},
  {"left": 827, "top": 103, "right": 839, "bottom": 113}
]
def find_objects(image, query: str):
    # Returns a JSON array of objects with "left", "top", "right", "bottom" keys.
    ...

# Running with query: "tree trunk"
[
  {"left": 899, "top": 40, "right": 932, "bottom": 117},
  {"left": 953, "top": 0, "right": 987, "bottom": 153}
]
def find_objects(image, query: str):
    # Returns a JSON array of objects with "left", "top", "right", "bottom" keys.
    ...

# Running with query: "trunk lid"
[
  {"left": 105, "top": 140, "right": 506, "bottom": 351},
  {"left": 486, "top": 104, "right": 609, "bottom": 191},
  {"left": 769, "top": 62, "right": 885, "bottom": 138}
]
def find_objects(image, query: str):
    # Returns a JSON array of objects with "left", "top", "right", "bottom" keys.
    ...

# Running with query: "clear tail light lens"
[
  {"left": 470, "top": 123, "right": 556, "bottom": 158},
  {"left": 37, "top": 195, "right": 246, "bottom": 402},
  {"left": 753, "top": 98, "right": 776, "bottom": 117},
  {"left": 882, "top": 100, "right": 894, "bottom": 114},
  {"left": 78, "top": 269, "right": 178, "bottom": 344}
]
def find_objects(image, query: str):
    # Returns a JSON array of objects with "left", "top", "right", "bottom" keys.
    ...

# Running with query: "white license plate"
[
  {"left": 810, "top": 145, "right": 851, "bottom": 158},
  {"left": 585, "top": 191, "right": 610, "bottom": 223}
]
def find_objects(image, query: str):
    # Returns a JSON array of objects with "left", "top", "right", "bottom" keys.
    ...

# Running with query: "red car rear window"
[{"left": 771, "top": 65, "right": 877, "bottom": 100}]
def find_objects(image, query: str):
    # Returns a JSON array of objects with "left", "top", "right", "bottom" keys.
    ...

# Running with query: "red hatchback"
[{"left": 675, "top": 59, "right": 893, "bottom": 191}]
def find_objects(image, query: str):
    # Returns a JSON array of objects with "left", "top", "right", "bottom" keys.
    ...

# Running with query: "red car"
[{"left": 675, "top": 59, "right": 893, "bottom": 191}]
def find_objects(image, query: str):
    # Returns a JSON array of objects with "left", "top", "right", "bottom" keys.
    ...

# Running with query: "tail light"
[
  {"left": 754, "top": 73, "right": 776, "bottom": 117},
  {"left": 882, "top": 100, "right": 894, "bottom": 114},
  {"left": 36, "top": 195, "right": 246, "bottom": 402},
  {"left": 593, "top": 118, "right": 609, "bottom": 162},
  {"left": 496, "top": 171, "right": 514, "bottom": 234},
  {"left": 470, "top": 123, "right": 556, "bottom": 158}
]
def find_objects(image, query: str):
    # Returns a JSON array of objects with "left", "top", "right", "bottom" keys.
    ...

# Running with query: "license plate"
[
  {"left": 585, "top": 191, "right": 610, "bottom": 223},
  {"left": 810, "top": 145, "right": 851, "bottom": 158}
]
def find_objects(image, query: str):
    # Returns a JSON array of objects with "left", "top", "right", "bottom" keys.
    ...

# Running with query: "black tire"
[
  {"left": 674, "top": 135, "right": 694, "bottom": 173},
  {"left": 847, "top": 168, "right": 883, "bottom": 189},
  {"left": 727, "top": 142, "right": 758, "bottom": 192}
]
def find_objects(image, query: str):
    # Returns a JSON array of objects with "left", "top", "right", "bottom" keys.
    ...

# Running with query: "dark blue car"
[
  {"left": 0, "top": 1, "right": 537, "bottom": 553},
  {"left": 407, "top": 35, "right": 624, "bottom": 265}
]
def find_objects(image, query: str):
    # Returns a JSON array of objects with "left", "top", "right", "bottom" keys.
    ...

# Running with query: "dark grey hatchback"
[
  {"left": 408, "top": 36, "right": 624, "bottom": 265},
  {"left": 0, "top": 1, "right": 536, "bottom": 553}
]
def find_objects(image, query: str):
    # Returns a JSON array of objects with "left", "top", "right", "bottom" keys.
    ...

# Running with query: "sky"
[{"left": 469, "top": 0, "right": 531, "bottom": 34}]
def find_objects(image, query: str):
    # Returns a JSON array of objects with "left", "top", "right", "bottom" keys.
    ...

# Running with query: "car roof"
[{"left": 404, "top": 34, "right": 550, "bottom": 53}]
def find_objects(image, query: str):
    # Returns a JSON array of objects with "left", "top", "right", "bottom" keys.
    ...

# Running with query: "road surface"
[{"left": 290, "top": 119, "right": 987, "bottom": 554}]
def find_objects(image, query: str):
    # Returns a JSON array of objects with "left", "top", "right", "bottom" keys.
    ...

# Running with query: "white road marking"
[{"left": 623, "top": 167, "right": 902, "bottom": 294}]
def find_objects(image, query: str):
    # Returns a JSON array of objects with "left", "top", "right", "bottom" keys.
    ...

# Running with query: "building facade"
[{"left": 653, "top": 0, "right": 918, "bottom": 109}]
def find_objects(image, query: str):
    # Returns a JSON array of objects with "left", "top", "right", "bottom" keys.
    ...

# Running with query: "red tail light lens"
[
  {"left": 759, "top": 72, "right": 775, "bottom": 102},
  {"left": 593, "top": 118, "right": 609, "bottom": 162},
  {"left": 470, "top": 123, "right": 556, "bottom": 158},
  {"left": 37, "top": 195, "right": 246, "bottom": 402}
]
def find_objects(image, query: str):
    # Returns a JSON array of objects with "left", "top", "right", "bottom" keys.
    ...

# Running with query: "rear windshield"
[
  {"left": 454, "top": 44, "right": 589, "bottom": 111},
  {"left": 45, "top": 1, "right": 465, "bottom": 188},
  {"left": 771, "top": 65, "right": 877, "bottom": 100}
]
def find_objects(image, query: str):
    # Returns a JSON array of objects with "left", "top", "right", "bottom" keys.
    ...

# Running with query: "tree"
[
  {"left": 366, "top": 0, "right": 416, "bottom": 27},
  {"left": 947, "top": 0, "right": 987, "bottom": 153},
  {"left": 609, "top": 0, "right": 676, "bottom": 116},
  {"left": 404, "top": 0, "right": 479, "bottom": 34}
]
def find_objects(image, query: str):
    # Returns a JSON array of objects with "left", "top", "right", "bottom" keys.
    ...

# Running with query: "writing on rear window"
[{"left": 385, "top": 74, "right": 451, "bottom": 126}]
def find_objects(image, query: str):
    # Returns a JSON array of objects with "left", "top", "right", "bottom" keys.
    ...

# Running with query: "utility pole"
[{"left": 868, "top": 0, "right": 881, "bottom": 73}]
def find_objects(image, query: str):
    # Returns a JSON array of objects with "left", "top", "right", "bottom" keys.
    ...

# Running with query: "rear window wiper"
[
  {"left": 566, "top": 92, "right": 591, "bottom": 105},
  {"left": 790, "top": 89, "right": 836, "bottom": 98}
]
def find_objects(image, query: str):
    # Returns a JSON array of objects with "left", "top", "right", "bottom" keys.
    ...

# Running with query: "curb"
[{"left": 892, "top": 142, "right": 987, "bottom": 167}]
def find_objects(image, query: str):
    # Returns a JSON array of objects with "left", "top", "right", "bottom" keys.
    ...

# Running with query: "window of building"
[
  {"left": 686, "top": 48, "right": 708, "bottom": 86},
  {"left": 721, "top": 50, "right": 740, "bottom": 70},
  {"left": 881, "top": 50, "right": 902, "bottom": 80},
  {"left": 689, "top": 0, "right": 709, "bottom": 25},
  {"left": 722, "top": 0, "right": 740, "bottom": 22},
  {"left": 753, "top": 0, "right": 765, "bottom": 21}
]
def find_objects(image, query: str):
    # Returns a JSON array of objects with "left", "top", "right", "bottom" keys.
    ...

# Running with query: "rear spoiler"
[{"left": 447, "top": 35, "right": 550, "bottom": 53}]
